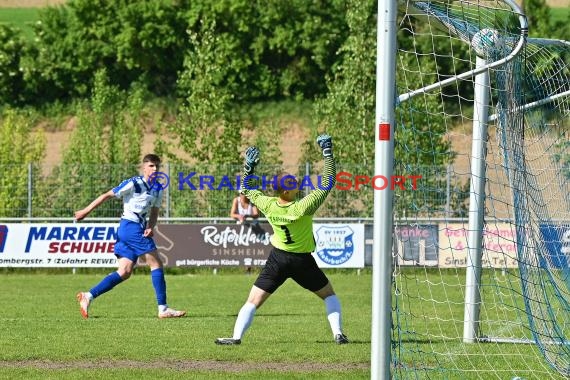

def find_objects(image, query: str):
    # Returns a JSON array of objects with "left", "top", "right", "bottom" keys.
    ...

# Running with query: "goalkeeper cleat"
[
  {"left": 158, "top": 308, "right": 187, "bottom": 319},
  {"left": 76, "top": 292, "right": 91, "bottom": 319},
  {"left": 335, "top": 333, "right": 349, "bottom": 344},
  {"left": 215, "top": 337, "right": 242, "bottom": 345}
]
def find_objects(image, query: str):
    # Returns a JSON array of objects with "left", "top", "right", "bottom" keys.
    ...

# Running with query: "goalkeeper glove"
[
  {"left": 317, "top": 134, "right": 333, "bottom": 158},
  {"left": 244, "top": 146, "right": 260, "bottom": 174}
]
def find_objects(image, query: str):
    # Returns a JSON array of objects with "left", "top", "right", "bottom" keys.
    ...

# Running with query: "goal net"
[{"left": 390, "top": 0, "right": 570, "bottom": 378}]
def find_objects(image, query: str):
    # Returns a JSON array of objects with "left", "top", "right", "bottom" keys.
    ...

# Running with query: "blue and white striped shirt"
[{"left": 112, "top": 176, "right": 163, "bottom": 226}]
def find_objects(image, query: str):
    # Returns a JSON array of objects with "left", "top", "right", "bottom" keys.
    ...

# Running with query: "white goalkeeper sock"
[
  {"left": 233, "top": 302, "right": 256, "bottom": 340},
  {"left": 324, "top": 295, "right": 343, "bottom": 336}
]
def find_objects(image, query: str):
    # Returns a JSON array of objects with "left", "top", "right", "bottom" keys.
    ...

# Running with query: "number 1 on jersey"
[{"left": 280, "top": 225, "right": 295, "bottom": 244}]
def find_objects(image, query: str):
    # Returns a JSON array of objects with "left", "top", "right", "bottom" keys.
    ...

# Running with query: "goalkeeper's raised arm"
[
  {"left": 239, "top": 135, "right": 336, "bottom": 216},
  {"left": 295, "top": 134, "right": 337, "bottom": 216},
  {"left": 240, "top": 146, "right": 269, "bottom": 206}
]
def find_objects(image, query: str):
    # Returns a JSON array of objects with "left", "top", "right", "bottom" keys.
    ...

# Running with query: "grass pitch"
[
  {"left": 0, "top": 270, "right": 371, "bottom": 379},
  {"left": 1, "top": 269, "right": 566, "bottom": 379}
]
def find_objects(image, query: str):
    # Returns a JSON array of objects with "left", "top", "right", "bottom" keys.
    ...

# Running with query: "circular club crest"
[{"left": 315, "top": 226, "right": 354, "bottom": 266}]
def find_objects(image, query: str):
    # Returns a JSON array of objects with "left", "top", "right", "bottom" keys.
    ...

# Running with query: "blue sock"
[
  {"left": 90, "top": 271, "right": 123, "bottom": 298},
  {"left": 151, "top": 268, "right": 167, "bottom": 306}
]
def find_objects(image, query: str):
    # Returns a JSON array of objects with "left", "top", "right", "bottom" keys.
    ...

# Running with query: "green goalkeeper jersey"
[{"left": 242, "top": 156, "right": 336, "bottom": 253}]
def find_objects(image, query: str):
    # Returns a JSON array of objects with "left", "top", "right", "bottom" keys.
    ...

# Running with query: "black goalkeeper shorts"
[{"left": 254, "top": 247, "right": 329, "bottom": 294}]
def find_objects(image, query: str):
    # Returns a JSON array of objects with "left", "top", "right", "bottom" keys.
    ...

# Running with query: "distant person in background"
[
  {"left": 230, "top": 193, "right": 259, "bottom": 224},
  {"left": 74, "top": 154, "right": 186, "bottom": 320},
  {"left": 215, "top": 134, "right": 349, "bottom": 345}
]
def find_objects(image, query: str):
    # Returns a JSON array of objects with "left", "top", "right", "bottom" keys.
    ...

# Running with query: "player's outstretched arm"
[
  {"left": 243, "top": 146, "right": 259, "bottom": 176},
  {"left": 295, "top": 134, "right": 337, "bottom": 215},
  {"left": 240, "top": 147, "right": 272, "bottom": 212},
  {"left": 74, "top": 190, "right": 115, "bottom": 221},
  {"left": 241, "top": 146, "right": 260, "bottom": 193}
]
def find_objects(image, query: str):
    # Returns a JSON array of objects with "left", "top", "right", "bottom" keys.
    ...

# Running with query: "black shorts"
[{"left": 254, "top": 247, "right": 329, "bottom": 294}]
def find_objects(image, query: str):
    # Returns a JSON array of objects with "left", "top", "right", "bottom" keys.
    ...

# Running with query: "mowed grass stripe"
[{"left": 0, "top": 8, "right": 39, "bottom": 40}]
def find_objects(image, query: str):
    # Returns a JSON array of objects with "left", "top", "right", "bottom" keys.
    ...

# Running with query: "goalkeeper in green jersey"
[{"left": 215, "top": 134, "right": 349, "bottom": 345}]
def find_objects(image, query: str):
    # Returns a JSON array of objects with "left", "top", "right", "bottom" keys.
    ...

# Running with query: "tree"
[
  {"left": 524, "top": 0, "right": 570, "bottom": 40},
  {"left": 179, "top": 0, "right": 349, "bottom": 103},
  {"left": 308, "top": 0, "right": 456, "bottom": 217},
  {"left": 165, "top": 20, "right": 241, "bottom": 217},
  {"left": 0, "top": 110, "right": 45, "bottom": 217},
  {"left": 0, "top": 25, "right": 31, "bottom": 106},
  {"left": 36, "top": 68, "right": 145, "bottom": 217},
  {"left": 29, "top": 0, "right": 188, "bottom": 102}
]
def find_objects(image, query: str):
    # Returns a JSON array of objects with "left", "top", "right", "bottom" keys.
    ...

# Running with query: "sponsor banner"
[
  {"left": 439, "top": 223, "right": 518, "bottom": 268},
  {"left": 395, "top": 225, "right": 438, "bottom": 266},
  {"left": 313, "top": 224, "right": 365, "bottom": 268},
  {"left": 159, "top": 223, "right": 364, "bottom": 269},
  {"left": 0, "top": 223, "right": 365, "bottom": 268},
  {"left": 0, "top": 223, "right": 119, "bottom": 267},
  {"left": 155, "top": 223, "right": 273, "bottom": 268},
  {"left": 539, "top": 224, "right": 570, "bottom": 268}
]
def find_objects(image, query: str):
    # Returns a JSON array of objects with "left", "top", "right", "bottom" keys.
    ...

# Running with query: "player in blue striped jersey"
[{"left": 74, "top": 154, "right": 186, "bottom": 319}]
